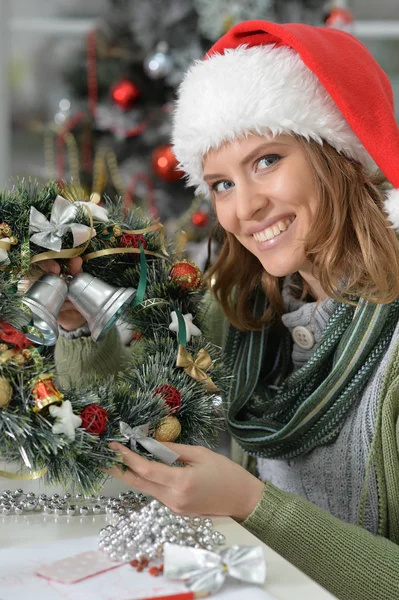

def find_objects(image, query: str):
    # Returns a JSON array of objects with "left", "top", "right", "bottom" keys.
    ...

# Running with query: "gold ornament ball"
[
  {"left": 0, "top": 377, "right": 12, "bottom": 408},
  {"left": 155, "top": 416, "right": 182, "bottom": 442}
]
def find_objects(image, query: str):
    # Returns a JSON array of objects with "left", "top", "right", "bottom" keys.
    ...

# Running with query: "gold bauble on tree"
[
  {"left": 155, "top": 416, "right": 182, "bottom": 442},
  {"left": 0, "top": 377, "right": 12, "bottom": 408}
]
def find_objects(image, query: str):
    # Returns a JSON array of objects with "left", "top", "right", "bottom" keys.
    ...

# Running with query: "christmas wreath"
[{"left": 0, "top": 181, "right": 227, "bottom": 492}]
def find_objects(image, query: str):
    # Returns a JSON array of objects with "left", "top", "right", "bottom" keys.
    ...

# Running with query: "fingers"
[
  {"left": 105, "top": 465, "right": 165, "bottom": 498},
  {"left": 68, "top": 257, "right": 83, "bottom": 276},
  {"left": 161, "top": 442, "right": 210, "bottom": 465},
  {"left": 31, "top": 259, "right": 61, "bottom": 277},
  {"left": 109, "top": 443, "right": 179, "bottom": 486}
]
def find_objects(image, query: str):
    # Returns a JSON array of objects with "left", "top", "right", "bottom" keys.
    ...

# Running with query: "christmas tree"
[{"left": 45, "top": 0, "right": 331, "bottom": 267}]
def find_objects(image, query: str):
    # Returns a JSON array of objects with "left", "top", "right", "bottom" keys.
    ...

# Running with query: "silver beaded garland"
[
  {"left": 98, "top": 498, "right": 226, "bottom": 563},
  {"left": 0, "top": 488, "right": 147, "bottom": 517}
]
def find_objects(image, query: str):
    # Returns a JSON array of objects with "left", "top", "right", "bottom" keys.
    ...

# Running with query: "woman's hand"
[
  {"left": 107, "top": 442, "right": 265, "bottom": 521},
  {"left": 30, "top": 257, "right": 87, "bottom": 331}
]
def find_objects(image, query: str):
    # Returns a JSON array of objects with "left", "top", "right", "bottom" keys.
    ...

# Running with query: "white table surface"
[{"left": 0, "top": 490, "right": 336, "bottom": 600}]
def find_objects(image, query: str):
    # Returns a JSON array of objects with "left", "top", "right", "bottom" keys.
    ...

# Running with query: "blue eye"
[
  {"left": 256, "top": 154, "right": 281, "bottom": 170},
  {"left": 212, "top": 180, "right": 235, "bottom": 193}
]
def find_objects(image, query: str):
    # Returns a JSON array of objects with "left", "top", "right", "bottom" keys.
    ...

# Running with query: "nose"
[{"left": 234, "top": 179, "right": 268, "bottom": 222}]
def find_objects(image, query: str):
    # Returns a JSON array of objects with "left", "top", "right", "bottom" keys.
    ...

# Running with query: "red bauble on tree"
[
  {"left": 119, "top": 233, "right": 147, "bottom": 250},
  {"left": 153, "top": 384, "right": 181, "bottom": 413},
  {"left": 151, "top": 144, "right": 184, "bottom": 182},
  {"left": 191, "top": 211, "right": 209, "bottom": 228},
  {"left": 169, "top": 260, "right": 202, "bottom": 290},
  {"left": 111, "top": 79, "right": 141, "bottom": 110},
  {"left": 80, "top": 404, "right": 109, "bottom": 435}
]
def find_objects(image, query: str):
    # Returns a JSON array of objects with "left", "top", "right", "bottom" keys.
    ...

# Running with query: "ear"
[{"left": 384, "top": 188, "right": 399, "bottom": 231}]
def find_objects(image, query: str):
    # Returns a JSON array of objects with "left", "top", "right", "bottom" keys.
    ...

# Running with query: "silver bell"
[
  {"left": 21, "top": 274, "right": 68, "bottom": 345},
  {"left": 67, "top": 273, "right": 136, "bottom": 342}
]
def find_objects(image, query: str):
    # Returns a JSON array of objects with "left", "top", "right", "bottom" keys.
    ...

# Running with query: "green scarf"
[{"left": 225, "top": 292, "right": 399, "bottom": 459}]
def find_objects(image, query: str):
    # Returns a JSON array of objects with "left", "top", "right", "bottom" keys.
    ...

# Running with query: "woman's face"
[{"left": 203, "top": 134, "right": 319, "bottom": 278}]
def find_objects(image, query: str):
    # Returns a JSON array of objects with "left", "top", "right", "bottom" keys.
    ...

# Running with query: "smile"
[{"left": 252, "top": 217, "right": 295, "bottom": 242}]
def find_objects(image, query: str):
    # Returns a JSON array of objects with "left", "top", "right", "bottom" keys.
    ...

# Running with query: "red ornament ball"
[
  {"left": 153, "top": 384, "right": 181, "bottom": 413},
  {"left": 111, "top": 79, "right": 141, "bottom": 110},
  {"left": 80, "top": 404, "right": 109, "bottom": 436},
  {"left": 169, "top": 260, "right": 202, "bottom": 290},
  {"left": 151, "top": 144, "right": 184, "bottom": 182},
  {"left": 119, "top": 233, "right": 147, "bottom": 250},
  {"left": 191, "top": 211, "right": 209, "bottom": 228}
]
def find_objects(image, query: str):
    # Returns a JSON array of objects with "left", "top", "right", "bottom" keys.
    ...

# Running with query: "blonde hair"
[{"left": 205, "top": 136, "right": 399, "bottom": 331}]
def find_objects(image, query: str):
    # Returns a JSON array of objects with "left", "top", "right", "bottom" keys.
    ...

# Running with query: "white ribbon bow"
[
  {"left": 29, "top": 195, "right": 108, "bottom": 252},
  {"left": 120, "top": 421, "right": 180, "bottom": 466},
  {"left": 164, "top": 543, "right": 266, "bottom": 594},
  {"left": 0, "top": 237, "right": 11, "bottom": 264}
]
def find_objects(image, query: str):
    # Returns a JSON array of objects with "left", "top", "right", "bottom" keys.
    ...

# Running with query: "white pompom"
[{"left": 384, "top": 189, "right": 399, "bottom": 231}]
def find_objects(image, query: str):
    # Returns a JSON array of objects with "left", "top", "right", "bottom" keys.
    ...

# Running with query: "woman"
[{"left": 55, "top": 21, "right": 399, "bottom": 599}]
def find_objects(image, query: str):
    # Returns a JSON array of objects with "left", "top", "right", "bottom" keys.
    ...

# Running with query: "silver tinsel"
[
  {"left": 0, "top": 488, "right": 147, "bottom": 517},
  {"left": 99, "top": 498, "right": 226, "bottom": 563}
]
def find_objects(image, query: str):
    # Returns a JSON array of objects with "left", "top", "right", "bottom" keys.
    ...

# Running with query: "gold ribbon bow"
[{"left": 176, "top": 345, "right": 219, "bottom": 393}]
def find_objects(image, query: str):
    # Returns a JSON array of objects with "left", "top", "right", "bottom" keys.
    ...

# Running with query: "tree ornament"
[
  {"left": 111, "top": 79, "right": 141, "bottom": 111},
  {"left": 325, "top": 7, "right": 354, "bottom": 31},
  {"left": 153, "top": 384, "right": 182, "bottom": 413},
  {"left": 0, "top": 377, "right": 12, "bottom": 408},
  {"left": 119, "top": 233, "right": 147, "bottom": 250},
  {"left": 154, "top": 416, "right": 181, "bottom": 442},
  {"left": 0, "top": 222, "right": 12, "bottom": 237},
  {"left": 143, "top": 42, "right": 174, "bottom": 80},
  {"left": 80, "top": 404, "right": 109, "bottom": 436},
  {"left": 49, "top": 400, "right": 82, "bottom": 441},
  {"left": 0, "top": 321, "right": 30, "bottom": 350},
  {"left": 151, "top": 145, "right": 184, "bottom": 182},
  {"left": 192, "top": 211, "right": 209, "bottom": 228},
  {"left": 169, "top": 260, "right": 202, "bottom": 291},
  {"left": 169, "top": 311, "right": 201, "bottom": 343},
  {"left": 31, "top": 374, "right": 64, "bottom": 414}
]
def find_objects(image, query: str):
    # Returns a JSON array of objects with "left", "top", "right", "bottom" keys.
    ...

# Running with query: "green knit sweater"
[{"left": 55, "top": 317, "right": 399, "bottom": 600}]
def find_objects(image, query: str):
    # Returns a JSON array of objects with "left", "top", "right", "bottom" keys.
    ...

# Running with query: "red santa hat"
[{"left": 172, "top": 20, "right": 399, "bottom": 229}]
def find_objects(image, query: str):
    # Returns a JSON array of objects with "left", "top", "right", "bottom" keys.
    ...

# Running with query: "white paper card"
[{"left": 0, "top": 536, "right": 277, "bottom": 600}]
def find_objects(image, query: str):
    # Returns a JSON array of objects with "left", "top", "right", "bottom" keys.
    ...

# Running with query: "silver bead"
[
  {"left": 203, "top": 518, "right": 213, "bottom": 528},
  {"left": 25, "top": 501, "right": 36, "bottom": 511},
  {"left": 80, "top": 506, "right": 89, "bottom": 516},
  {"left": 109, "top": 551, "right": 120, "bottom": 562},
  {"left": 63, "top": 493, "right": 71, "bottom": 501},
  {"left": 26, "top": 492, "right": 36, "bottom": 500},
  {"left": 66, "top": 505, "right": 77, "bottom": 516},
  {"left": 102, "top": 545, "right": 113, "bottom": 555},
  {"left": 54, "top": 507, "right": 64, "bottom": 516},
  {"left": 14, "top": 489, "right": 24, "bottom": 497},
  {"left": 97, "top": 495, "right": 106, "bottom": 504},
  {"left": 52, "top": 494, "right": 60, "bottom": 501},
  {"left": 2, "top": 505, "right": 11, "bottom": 515},
  {"left": 192, "top": 516, "right": 202, "bottom": 526},
  {"left": 75, "top": 493, "right": 84, "bottom": 501},
  {"left": 92, "top": 504, "right": 102, "bottom": 514},
  {"left": 14, "top": 506, "right": 24, "bottom": 515},
  {"left": 43, "top": 505, "right": 53, "bottom": 514}
]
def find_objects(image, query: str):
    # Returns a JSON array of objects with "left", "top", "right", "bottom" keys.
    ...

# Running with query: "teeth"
[{"left": 253, "top": 218, "right": 294, "bottom": 243}]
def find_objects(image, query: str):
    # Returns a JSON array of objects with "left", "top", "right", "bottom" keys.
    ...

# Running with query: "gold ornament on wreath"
[
  {"left": 31, "top": 374, "right": 64, "bottom": 414},
  {"left": 0, "top": 377, "right": 13, "bottom": 408},
  {"left": 155, "top": 416, "right": 182, "bottom": 442}
]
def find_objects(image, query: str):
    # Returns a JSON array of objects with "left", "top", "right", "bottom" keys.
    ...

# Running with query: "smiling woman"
[
  {"left": 54, "top": 19, "right": 399, "bottom": 600},
  {"left": 204, "top": 133, "right": 399, "bottom": 329}
]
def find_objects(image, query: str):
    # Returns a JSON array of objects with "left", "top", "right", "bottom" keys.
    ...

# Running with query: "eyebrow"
[{"left": 203, "top": 141, "right": 289, "bottom": 182}]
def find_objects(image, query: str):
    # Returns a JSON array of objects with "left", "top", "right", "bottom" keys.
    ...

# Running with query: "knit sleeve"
[
  {"left": 243, "top": 482, "right": 399, "bottom": 600},
  {"left": 54, "top": 326, "right": 124, "bottom": 389}
]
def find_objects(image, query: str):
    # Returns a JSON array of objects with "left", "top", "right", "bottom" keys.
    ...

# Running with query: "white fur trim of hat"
[{"left": 172, "top": 45, "right": 376, "bottom": 199}]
